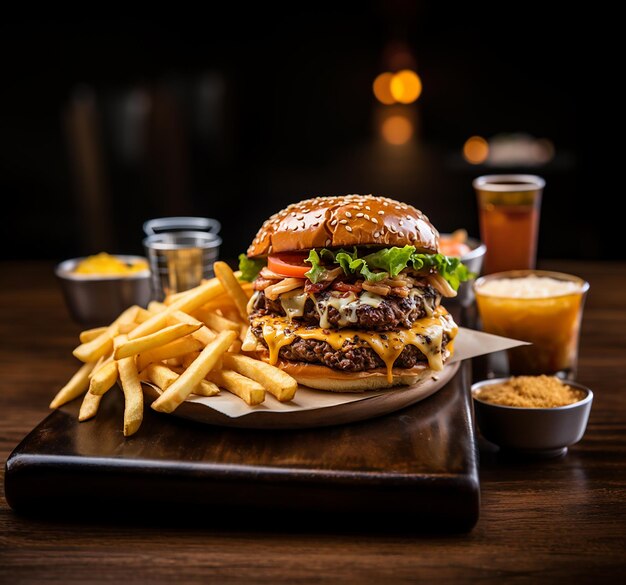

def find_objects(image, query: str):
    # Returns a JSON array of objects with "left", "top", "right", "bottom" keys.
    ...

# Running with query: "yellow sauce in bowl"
[{"left": 73, "top": 253, "right": 148, "bottom": 275}]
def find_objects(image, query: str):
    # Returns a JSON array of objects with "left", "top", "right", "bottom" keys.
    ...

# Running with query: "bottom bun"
[{"left": 266, "top": 359, "right": 433, "bottom": 392}]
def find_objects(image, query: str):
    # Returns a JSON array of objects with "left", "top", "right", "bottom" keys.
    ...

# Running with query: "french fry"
[
  {"left": 163, "top": 271, "right": 245, "bottom": 306},
  {"left": 78, "top": 391, "right": 102, "bottom": 421},
  {"left": 140, "top": 363, "right": 219, "bottom": 397},
  {"left": 88, "top": 355, "right": 106, "bottom": 380},
  {"left": 207, "top": 368, "right": 265, "bottom": 406},
  {"left": 79, "top": 326, "right": 107, "bottom": 343},
  {"left": 168, "top": 310, "right": 216, "bottom": 344},
  {"left": 88, "top": 360, "right": 118, "bottom": 396},
  {"left": 135, "top": 307, "right": 153, "bottom": 322},
  {"left": 116, "top": 340, "right": 144, "bottom": 436},
  {"left": 118, "top": 321, "right": 138, "bottom": 334},
  {"left": 194, "top": 307, "right": 241, "bottom": 332},
  {"left": 213, "top": 261, "right": 249, "bottom": 321},
  {"left": 181, "top": 351, "right": 201, "bottom": 369},
  {"left": 222, "top": 353, "right": 298, "bottom": 402},
  {"left": 197, "top": 296, "right": 239, "bottom": 313},
  {"left": 147, "top": 300, "right": 167, "bottom": 313},
  {"left": 227, "top": 339, "right": 243, "bottom": 353},
  {"left": 151, "top": 330, "right": 237, "bottom": 413},
  {"left": 136, "top": 336, "right": 204, "bottom": 372},
  {"left": 128, "top": 278, "right": 224, "bottom": 339},
  {"left": 49, "top": 361, "right": 96, "bottom": 409},
  {"left": 114, "top": 322, "right": 201, "bottom": 360},
  {"left": 72, "top": 305, "right": 139, "bottom": 362}
]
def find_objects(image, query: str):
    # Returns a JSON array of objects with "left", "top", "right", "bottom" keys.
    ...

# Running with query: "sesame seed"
[
  {"left": 406, "top": 215, "right": 412, "bottom": 220},
  {"left": 389, "top": 226, "right": 397, "bottom": 233},
  {"left": 339, "top": 219, "right": 348, "bottom": 224},
  {"left": 383, "top": 202, "right": 389, "bottom": 206},
  {"left": 312, "top": 222, "right": 319, "bottom": 227},
  {"left": 364, "top": 214, "right": 370, "bottom": 220},
  {"left": 315, "top": 213, "right": 322, "bottom": 219},
  {"left": 297, "top": 215, "right": 304, "bottom": 221},
  {"left": 378, "top": 210, "right": 384, "bottom": 215},
  {"left": 374, "top": 231, "right": 380, "bottom": 238},
  {"left": 399, "top": 220, "right": 404, "bottom": 226},
  {"left": 356, "top": 212, "right": 364, "bottom": 218},
  {"left": 345, "top": 225, "right": 353, "bottom": 232},
  {"left": 395, "top": 206, "right": 401, "bottom": 210},
  {"left": 371, "top": 217, "right": 378, "bottom": 224},
  {"left": 398, "top": 231, "right": 404, "bottom": 237},
  {"left": 330, "top": 219, "right": 338, "bottom": 226},
  {"left": 345, "top": 211, "right": 352, "bottom": 218},
  {"left": 293, "top": 226, "right": 299, "bottom": 231},
  {"left": 325, "top": 238, "right": 331, "bottom": 246},
  {"left": 365, "top": 205, "right": 371, "bottom": 211},
  {"left": 291, "top": 212, "right": 296, "bottom": 217}
]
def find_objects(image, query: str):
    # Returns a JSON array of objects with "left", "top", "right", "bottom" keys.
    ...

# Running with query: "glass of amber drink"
[
  {"left": 474, "top": 270, "right": 589, "bottom": 380},
  {"left": 473, "top": 174, "right": 544, "bottom": 274}
]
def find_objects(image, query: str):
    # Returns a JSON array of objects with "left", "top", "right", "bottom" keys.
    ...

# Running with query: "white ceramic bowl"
[{"left": 55, "top": 255, "right": 152, "bottom": 327}]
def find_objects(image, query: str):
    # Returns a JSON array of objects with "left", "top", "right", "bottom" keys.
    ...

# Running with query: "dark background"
[{"left": 0, "top": 6, "right": 606, "bottom": 264}]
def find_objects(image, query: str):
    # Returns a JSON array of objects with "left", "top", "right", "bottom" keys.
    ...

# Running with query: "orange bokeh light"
[
  {"left": 373, "top": 70, "right": 422, "bottom": 105},
  {"left": 390, "top": 70, "right": 422, "bottom": 104},
  {"left": 381, "top": 115, "right": 413, "bottom": 145},
  {"left": 463, "top": 136, "right": 489, "bottom": 164},
  {"left": 373, "top": 72, "right": 395, "bottom": 105}
]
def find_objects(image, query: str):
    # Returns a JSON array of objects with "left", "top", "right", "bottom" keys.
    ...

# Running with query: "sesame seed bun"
[{"left": 246, "top": 194, "right": 439, "bottom": 258}]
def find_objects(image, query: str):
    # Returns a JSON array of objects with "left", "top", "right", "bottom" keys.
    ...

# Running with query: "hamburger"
[{"left": 238, "top": 195, "right": 471, "bottom": 392}]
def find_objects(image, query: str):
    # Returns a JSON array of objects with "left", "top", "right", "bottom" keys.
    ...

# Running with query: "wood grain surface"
[{"left": 1, "top": 260, "right": 625, "bottom": 584}]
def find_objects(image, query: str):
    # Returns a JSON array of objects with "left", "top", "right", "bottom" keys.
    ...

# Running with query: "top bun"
[{"left": 247, "top": 194, "right": 439, "bottom": 257}]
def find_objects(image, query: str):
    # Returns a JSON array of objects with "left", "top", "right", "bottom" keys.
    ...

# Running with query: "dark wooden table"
[{"left": 1, "top": 260, "right": 625, "bottom": 583}]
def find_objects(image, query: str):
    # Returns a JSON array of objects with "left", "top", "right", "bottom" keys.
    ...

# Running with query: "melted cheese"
[
  {"left": 253, "top": 306, "right": 458, "bottom": 383},
  {"left": 316, "top": 291, "right": 385, "bottom": 329},
  {"left": 279, "top": 289, "right": 309, "bottom": 320}
]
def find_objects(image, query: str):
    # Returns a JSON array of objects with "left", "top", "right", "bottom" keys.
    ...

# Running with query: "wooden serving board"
[{"left": 4, "top": 364, "right": 479, "bottom": 533}]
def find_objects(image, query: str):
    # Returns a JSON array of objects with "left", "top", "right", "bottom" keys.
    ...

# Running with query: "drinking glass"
[
  {"left": 473, "top": 174, "right": 544, "bottom": 274},
  {"left": 474, "top": 270, "right": 589, "bottom": 380}
]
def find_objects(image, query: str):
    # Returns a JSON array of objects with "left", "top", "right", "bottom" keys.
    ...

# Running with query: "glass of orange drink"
[
  {"left": 473, "top": 174, "right": 544, "bottom": 274},
  {"left": 474, "top": 270, "right": 589, "bottom": 380}
]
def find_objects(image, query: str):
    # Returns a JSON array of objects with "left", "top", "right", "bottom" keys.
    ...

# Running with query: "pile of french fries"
[{"left": 50, "top": 261, "right": 298, "bottom": 436}]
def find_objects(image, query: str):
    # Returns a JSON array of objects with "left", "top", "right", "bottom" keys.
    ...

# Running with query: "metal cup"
[
  {"left": 143, "top": 230, "right": 222, "bottom": 301},
  {"left": 143, "top": 216, "right": 221, "bottom": 236}
]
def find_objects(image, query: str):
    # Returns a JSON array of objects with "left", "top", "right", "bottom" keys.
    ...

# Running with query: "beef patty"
[
  {"left": 251, "top": 287, "right": 440, "bottom": 332},
  {"left": 250, "top": 324, "right": 451, "bottom": 372}
]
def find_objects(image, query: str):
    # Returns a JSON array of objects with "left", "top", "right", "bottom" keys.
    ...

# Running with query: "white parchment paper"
[{"left": 173, "top": 328, "right": 528, "bottom": 418}]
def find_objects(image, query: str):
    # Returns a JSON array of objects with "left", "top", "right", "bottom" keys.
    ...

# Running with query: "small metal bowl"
[
  {"left": 439, "top": 235, "right": 486, "bottom": 326},
  {"left": 55, "top": 255, "right": 152, "bottom": 327},
  {"left": 471, "top": 378, "right": 593, "bottom": 458}
]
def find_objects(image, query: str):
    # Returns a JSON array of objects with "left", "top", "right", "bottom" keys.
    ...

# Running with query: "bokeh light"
[
  {"left": 390, "top": 70, "right": 422, "bottom": 104},
  {"left": 463, "top": 136, "right": 489, "bottom": 164},
  {"left": 373, "top": 72, "right": 395, "bottom": 105},
  {"left": 381, "top": 115, "right": 413, "bottom": 145}
]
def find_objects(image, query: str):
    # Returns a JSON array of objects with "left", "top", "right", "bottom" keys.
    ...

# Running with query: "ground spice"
[{"left": 475, "top": 375, "right": 585, "bottom": 408}]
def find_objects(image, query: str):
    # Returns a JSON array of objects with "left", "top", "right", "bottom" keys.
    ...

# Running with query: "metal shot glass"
[
  {"left": 143, "top": 216, "right": 221, "bottom": 236},
  {"left": 143, "top": 230, "right": 222, "bottom": 301}
]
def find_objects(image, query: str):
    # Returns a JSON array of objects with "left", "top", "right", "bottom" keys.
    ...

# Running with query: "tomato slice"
[{"left": 267, "top": 253, "right": 310, "bottom": 278}]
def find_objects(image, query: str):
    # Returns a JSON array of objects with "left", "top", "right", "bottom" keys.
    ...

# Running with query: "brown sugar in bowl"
[{"left": 471, "top": 376, "right": 593, "bottom": 458}]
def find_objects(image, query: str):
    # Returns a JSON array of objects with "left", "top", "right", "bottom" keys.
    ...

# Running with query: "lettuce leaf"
[
  {"left": 239, "top": 245, "right": 473, "bottom": 290},
  {"left": 238, "top": 254, "right": 265, "bottom": 282},
  {"left": 304, "top": 249, "right": 326, "bottom": 283},
  {"left": 301, "top": 246, "right": 472, "bottom": 290}
]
